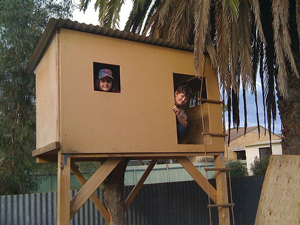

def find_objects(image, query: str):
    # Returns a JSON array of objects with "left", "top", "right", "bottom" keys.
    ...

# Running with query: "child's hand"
[{"left": 172, "top": 106, "right": 179, "bottom": 115}]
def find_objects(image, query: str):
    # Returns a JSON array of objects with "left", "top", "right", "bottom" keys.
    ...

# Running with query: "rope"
[
  {"left": 198, "top": 59, "right": 236, "bottom": 225},
  {"left": 222, "top": 90, "right": 236, "bottom": 225},
  {"left": 197, "top": 58, "right": 213, "bottom": 225}
]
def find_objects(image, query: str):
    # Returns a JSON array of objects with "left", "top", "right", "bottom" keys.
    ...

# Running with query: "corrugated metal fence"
[{"left": 0, "top": 176, "right": 264, "bottom": 225}]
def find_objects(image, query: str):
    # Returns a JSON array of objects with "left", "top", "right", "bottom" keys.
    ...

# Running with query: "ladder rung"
[
  {"left": 199, "top": 98, "right": 224, "bottom": 105},
  {"left": 207, "top": 203, "right": 235, "bottom": 208},
  {"left": 204, "top": 168, "right": 231, "bottom": 171},
  {"left": 202, "top": 132, "right": 228, "bottom": 137}
]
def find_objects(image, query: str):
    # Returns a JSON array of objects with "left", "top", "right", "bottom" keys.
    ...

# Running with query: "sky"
[
  {"left": 72, "top": 1, "right": 282, "bottom": 134},
  {"left": 72, "top": 0, "right": 132, "bottom": 30}
]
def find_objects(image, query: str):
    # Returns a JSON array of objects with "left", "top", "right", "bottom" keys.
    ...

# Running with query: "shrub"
[
  {"left": 227, "top": 160, "right": 248, "bottom": 178},
  {"left": 250, "top": 156, "right": 270, "bottom": 176}
]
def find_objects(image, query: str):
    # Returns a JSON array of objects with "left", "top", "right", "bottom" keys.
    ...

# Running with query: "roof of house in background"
[
  {"left": 225, "top": 125, "right": 280, "bottom": 142},
  {"left": 26, "top": 18, "right": 194, "bottom": 74}
]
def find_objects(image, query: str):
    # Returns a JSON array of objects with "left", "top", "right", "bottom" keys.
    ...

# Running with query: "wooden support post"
[
  {"left": 177, "top": 157, "right": 217, "bottom": 203},
  {"left": 214, "top": 154, "right": 230, "bottom": 225},
  {"left": 70, "top": 162, "right": 111, "bottom": 224},
  {"left": 124, "top": 159, "right": 158, "bottom": 210},
  {"left": 70, "top": 157, "right": 122, "bottom": 219},
  {"left": 57, "top": 151, "right": 71, "bottom": 225}
]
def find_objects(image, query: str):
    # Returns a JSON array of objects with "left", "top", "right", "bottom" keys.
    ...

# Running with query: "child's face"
[
  {"left": 99, "top": 77, "right": 113, "bottom": 92},
  {"left": 175, "top": 91, "right": 189, "bottom": 106}
]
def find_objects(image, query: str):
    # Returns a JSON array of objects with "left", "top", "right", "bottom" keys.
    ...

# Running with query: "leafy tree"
[
  {"left": 250, "top": 156, "right": 270, "bottom": 177},
  {"left": 0, "top": 0, "right": 74, "bottom": 195},
  {"left": 227, "top": 160, "right": 248, "bottom": 178}
]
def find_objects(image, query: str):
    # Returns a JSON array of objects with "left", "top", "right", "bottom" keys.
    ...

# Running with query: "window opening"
[
  {"left": 236, "top": 150, "right": 246, "bottom": 160},
  {"left": 259, "top": 147, "right": 272, "bottom": 159},
  {"left": 94, "top": 62, "right": 120, "bottom": 93},
  {"left": 173, "top": 73, "right": 207, "bottom": 144}
]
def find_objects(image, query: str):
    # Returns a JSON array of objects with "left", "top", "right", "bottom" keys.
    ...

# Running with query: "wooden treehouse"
[{"left": 27, "top": 18, "right": 232, "bottom": 225}]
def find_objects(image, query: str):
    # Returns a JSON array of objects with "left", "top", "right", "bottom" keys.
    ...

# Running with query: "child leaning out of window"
[{"left": 172, "top": 85, "right": 192, "bottom": 139}]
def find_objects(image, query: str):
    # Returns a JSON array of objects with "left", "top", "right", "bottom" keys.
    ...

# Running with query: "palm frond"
[
  {"left": 229, "top": 8, "right": 239, "bottom": 92},
  {"left": 94, "top": 0, "right": 125, "bottom": 28},
  {"left": 143, "top": 0, "right": 171, "bottom": 38},
  {"left": 141, "top": 0, "right": 162, "bottom": 34},
  {"left": 169, "top": 0, "right": 194, "bottom": 43},
  {"left": 272, "top": 0, "right": 299, "bottom": 98},
  {"left": 297, "top": 0, "right": 300, "bottom": 50},
  {"left": 205, "top": 21, "right": 218, "bottom": 68},
  {"left": 124, "top": 0, "right": 153, "bottom": 33},
  {"left": 194, "top": 0, "right": 211, "bottom": 76},
  {"left": 242, "top": 85, "right": 247, "bottom": 134},
  {"left": 215, "top": 0, "right": 230, "bottom": 95},
  {"left": 252, "top": 0, "right": 266, "bottom": 44},
  {"left": 238, "top": 0, "right": 252, "bottom": 90},
  {"left": 80, "top": 0, "right": 91, "bottom": 12},
  {"left": 232, "top": 87, "right": 240, "bottom": 129}
]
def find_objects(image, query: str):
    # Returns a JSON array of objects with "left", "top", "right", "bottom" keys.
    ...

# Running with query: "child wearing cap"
[
  {"left": 172, "top": 85, "right": 192, "bottom": 139},
  {"left": 96, "top": 68, "right": 117, "bottom": 92}
]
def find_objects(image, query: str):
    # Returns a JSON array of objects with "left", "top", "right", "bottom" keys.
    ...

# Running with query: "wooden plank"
[
  {"left": 68, "top": 152, "right": 222, "bottom": 159},
  {"left": 199, "top": 98, "right": 224, "bottom": 105},
  {"left": 177, "top": 157, "right": 217, "bottom": 203},
  {"left": 202, "top": 132, "right": 228, "bottom": 137},
  {"left": 70, "top": 158, "right": 122, "bottom": 218},
  {"left": 205, "top": 168, "right": 231, "bottom": 171},
  {"left": 36, "top": 155, "right": 57, "bottom": 163},
  {"left": 255, "top": 155, "right": 300, "bottom": 225},
  {"left": 125, "top": 159, "right": 158, "bottom": 210},
  {"left": 32, "top": 142, "right": 60, "bottom": 157},
  {"left": 57, "top": 151, "right": 71, "bottom": 225},
  {"left": 214, "top": 154, "right": 230, "bottom": 225},
  {"left": 70, "top": 162, "right": 111, "bottom": 223},
  {"left": 208, "top": 203, "right": 235, "bottom": 208}
]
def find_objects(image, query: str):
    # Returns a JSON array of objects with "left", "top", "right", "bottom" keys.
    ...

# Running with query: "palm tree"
[{"left": 79, "top": 0, "right": 300, "bottom": 224}]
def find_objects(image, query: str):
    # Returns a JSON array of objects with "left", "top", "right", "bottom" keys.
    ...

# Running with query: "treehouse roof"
[{"left": 26, "top": 18, "right": 194, "bottom": 74}]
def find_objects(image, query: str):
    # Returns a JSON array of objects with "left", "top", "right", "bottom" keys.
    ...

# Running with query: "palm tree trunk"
[
  {"left": 103, "top": 158, "right": 129, "bottom": 225},
  {"left": 276, "top": 51, "right": 300, "bottom": 155}
]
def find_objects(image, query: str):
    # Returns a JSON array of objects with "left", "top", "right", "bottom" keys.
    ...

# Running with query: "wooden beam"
[
  {"left": 199, "top": 98, "right": 224, "bottom": 105},
  {"left": 214, "top": 154, "right": 230, "bottom": 225},
  {"left": 202, "top": 132, "right": 228, "bottom": 137},
  {"left": 57, "top": 151, "right": 71, "bottom": 225},
  {"left": 177, "top": 157, "right": 217, "bottom": 203},
  {"left": 69, "top": 152, "right": 220, "bottom": 160},
  {"left": 205, "top": 168, "right": 231, "bottom": 171},
  {"left": 32, "top": 142, "right": 60, "bottom": 157},
  {"left": 36, "top": 155, "right": 57, "bottom": 163},
  {"left": 124, "top": 159, "right": 158, "bottom": 210},
  {"left": 71, "top": 162, "right": 111, "bottom": 223},
  {"left": 70, "top": 158, "right": 122, "bottom": 219}
]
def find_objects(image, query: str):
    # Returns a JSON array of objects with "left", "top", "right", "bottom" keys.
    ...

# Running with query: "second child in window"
[
  {"left": 172, "top": 85, "right": 192, "bottom": 139},
  {"left": 96, "top": 68, "right": 117, "bottom": 92}
]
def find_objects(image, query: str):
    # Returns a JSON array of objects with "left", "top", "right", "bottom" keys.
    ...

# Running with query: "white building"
[{"left": 244, "top": 139, "right": 282, "bottom": 174}]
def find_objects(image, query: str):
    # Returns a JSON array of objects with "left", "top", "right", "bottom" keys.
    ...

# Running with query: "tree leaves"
[{"left": 0, "top": 0, "right": 74, "bottom": 195}]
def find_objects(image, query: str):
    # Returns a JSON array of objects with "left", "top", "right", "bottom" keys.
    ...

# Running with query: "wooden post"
[
  {"left": 57, "top": 151, "right": 71, "bottom": 225},
  {"left": 214, "top": 154, "right": 230, "bottom": 225}
]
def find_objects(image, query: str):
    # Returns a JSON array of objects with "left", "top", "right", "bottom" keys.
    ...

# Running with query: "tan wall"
[
  {"left": 36, "top": 32, "right": 59, "bottom": 148},
  {"left": 225, "top": 128, "right": 280, "bottom": 160},
  {"left": 36, "top": 28, "right": 223, "bottom": 155}
]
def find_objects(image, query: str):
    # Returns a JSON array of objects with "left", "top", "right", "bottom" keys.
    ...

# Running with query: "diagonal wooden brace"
[
  {"left": 177, "top": 157, "right": 217, "bottom": 203},
  {"left": 71, "top": 162, "right": 111, "bottom": 223},
  {"left": 70, "top": 157, "right": 122, "bottom": 219},
  {"left": 124, "top": 159, "right": 158, "bottom": 210}
]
